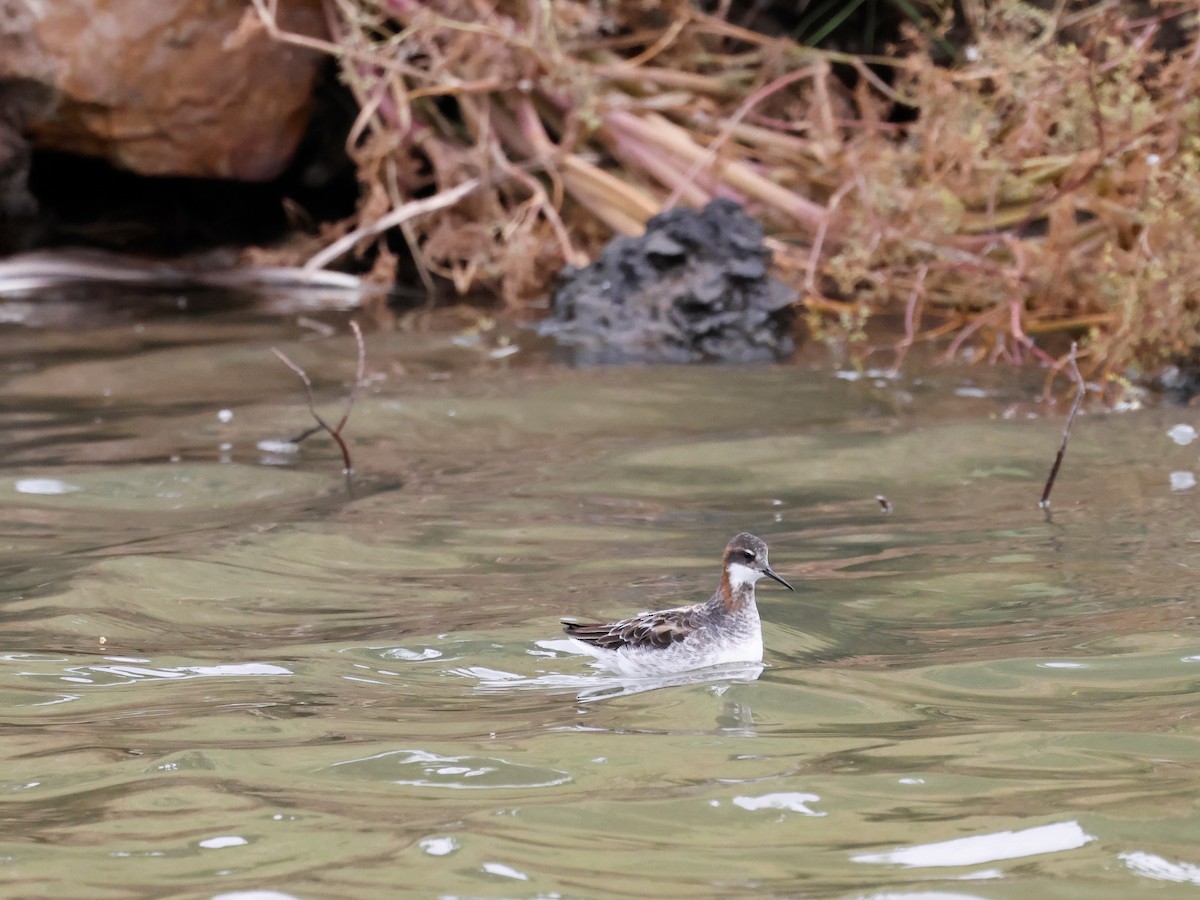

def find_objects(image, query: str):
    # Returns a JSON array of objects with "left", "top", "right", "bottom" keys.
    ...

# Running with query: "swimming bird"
[{"left": 561, "top": 532, "right": 793, "bottom": 677}]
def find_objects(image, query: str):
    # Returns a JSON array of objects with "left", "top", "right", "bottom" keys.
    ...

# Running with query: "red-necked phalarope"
[{"left": 562, "top": 532, "right": 793, "bottom": 676}]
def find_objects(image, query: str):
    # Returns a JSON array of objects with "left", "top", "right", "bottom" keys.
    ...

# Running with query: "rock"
[
  {"left": 1, "top": 0, "right": 327, "bottom": 181},
  {"left": 542, "top": 198, "right": 796, "bottom": 364}
]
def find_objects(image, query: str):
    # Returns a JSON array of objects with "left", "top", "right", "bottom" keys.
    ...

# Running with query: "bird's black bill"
[{"left": 764, "top": 565, "right": 794, "bottom": 591}]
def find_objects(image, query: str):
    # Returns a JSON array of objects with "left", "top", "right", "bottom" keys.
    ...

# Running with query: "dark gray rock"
[{"left": 541, "top": 198, "right": 796, "bottom": 364}]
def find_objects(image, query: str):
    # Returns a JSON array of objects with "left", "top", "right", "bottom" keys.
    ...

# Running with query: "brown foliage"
[
  {"left": 830, "top": 1, "right": 1200, "bottom": 383},
  {"left": 252, "top": 0, "right": 1200, "bottom": 383}
]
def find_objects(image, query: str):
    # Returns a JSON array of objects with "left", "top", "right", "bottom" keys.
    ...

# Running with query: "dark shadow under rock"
[
  {"left": 1154, "top": 353, "right": 1200, "bottom": 405},
  {"left": 541, "top": 199, "right": 796, "bottom": 364}
]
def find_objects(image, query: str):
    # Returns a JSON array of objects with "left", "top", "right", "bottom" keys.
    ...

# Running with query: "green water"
[{"left": 2, "top": 292, "right": 1200, "bottom": 898}]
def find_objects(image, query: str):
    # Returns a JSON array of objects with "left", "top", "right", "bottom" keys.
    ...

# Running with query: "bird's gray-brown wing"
[{"left": 563, "top": 606, "right": 704, "bottom": 651}]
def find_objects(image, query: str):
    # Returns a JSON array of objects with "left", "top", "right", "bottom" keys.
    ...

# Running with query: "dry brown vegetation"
[{"left": 252, "top": 0, "right": 1200, "bottom": 387}]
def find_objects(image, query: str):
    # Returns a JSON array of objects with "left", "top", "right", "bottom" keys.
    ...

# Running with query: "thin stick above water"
[
  {"left": 1039, "top": 341, "right": 1085, "bottom": 510},
  {"left": 271, "top": 320, "right": 366, "bottom": 475}
]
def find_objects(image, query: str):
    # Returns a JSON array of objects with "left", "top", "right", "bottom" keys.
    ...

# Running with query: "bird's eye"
[{"left": 741, "top": 549, "right": 755, "bottom": 561}]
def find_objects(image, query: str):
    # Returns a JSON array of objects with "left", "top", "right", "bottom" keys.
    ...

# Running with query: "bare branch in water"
[
  {"left": 1039, "top": 341, "right": 1085, "bottom": 510},
  {"left": 333, "top": 320, "right": 366, "bottom": 434},
  {"left": 271, "top": 320, "right": 366, "bottom": 474}
]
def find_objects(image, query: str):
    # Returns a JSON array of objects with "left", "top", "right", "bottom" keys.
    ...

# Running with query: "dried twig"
[
  {"left": 250, "top": 0, "right": 1200, "bottom": 379},
  {"left": 304, "top": 178, "right": 487, "bottom": 272},
  {"left": 662, "top": 63, "right": 822, "bottom": 211},
  {"left": 271, "top": 320, "right": 367, "bottom": 474},
  {"left": 1039, "top": 341, "right": 1085, "bottom": 510}
]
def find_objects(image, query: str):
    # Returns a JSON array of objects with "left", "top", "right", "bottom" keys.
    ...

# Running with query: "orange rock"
[{"left": 10, "top": 0, "right": 327, "bottom": 181}]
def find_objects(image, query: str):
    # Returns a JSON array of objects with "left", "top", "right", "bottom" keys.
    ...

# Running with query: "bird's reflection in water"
[{"left": 458, "top": 640, "right": 763, "bottom": 703}]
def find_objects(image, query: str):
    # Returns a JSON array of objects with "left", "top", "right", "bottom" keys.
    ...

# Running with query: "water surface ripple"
[{"left": 1, "top": 297, "right": 1198, "bottom": 897}]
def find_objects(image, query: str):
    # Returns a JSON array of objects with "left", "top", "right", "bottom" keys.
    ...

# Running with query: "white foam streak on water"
[
  {"left": 87, "top": 663, "right": 293, "bottom": 681},
  {"left": 1121, "top": 851, "right": 1200, "bottom": 884},
  {"left": 1167, "top": 423, "right": 1197, "bottom": 445},
  {"left": 8, "top": 659, "right": 295, "bottom": 689},
  {"left": 1169, "top": 470, "right": 1196, "bottom": 491},
  {"left": 732, "top": 792, "right": 825, "bottom": 816},
  {"left": 852, "top": 821, "right": 1095, "bottom": 868},
  {"left": 14, "top": 477, "right": 81, "bottom": 495},
  {"left": 418, "top": 836, "right": 459, "bottom": 857},
  {"left": 482, "top": 861, "right": 529, "bottom": 880},
  {"left": 381, "top": 647, "right": 442, "bottom": 661},
  {"left": 327, "top": 748, "right": 572, "bottom": 790},
  {"left": 199, "top": 835, "right": 248, "bottom": 850}
]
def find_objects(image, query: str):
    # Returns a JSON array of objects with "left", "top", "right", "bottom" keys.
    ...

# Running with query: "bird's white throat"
[{"left": 726, "top": 562, "right": 763, "bottom": 589}]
